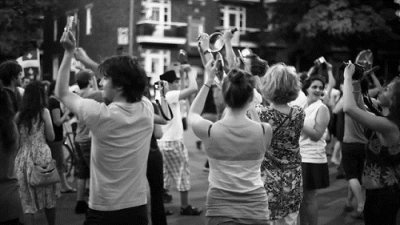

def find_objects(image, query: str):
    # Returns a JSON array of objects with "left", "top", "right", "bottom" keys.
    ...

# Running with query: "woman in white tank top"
[
  {"left": 299, "top": 76, "right": 331, "bottom": 225},
  {"left": 189, "top": 60, "right": 272, "bottom": 225}
]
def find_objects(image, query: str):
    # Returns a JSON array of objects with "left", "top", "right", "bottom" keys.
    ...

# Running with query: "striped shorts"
[{"left": 157, "top": 140, "right": 191, "bottom": 192}]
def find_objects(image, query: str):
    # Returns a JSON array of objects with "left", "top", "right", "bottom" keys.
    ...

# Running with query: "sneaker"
[
  {"left": 180, "top": 205, "right": 202, "bottom": 216},
  {"left": 163, "top": 192, "right": 173, "bottom": 203},
  {"left": 75, "top": 201, "right": 88, "bottom": 214}
]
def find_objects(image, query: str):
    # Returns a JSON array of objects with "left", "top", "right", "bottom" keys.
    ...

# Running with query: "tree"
[
  {"left": 0, "top": 0, "right": 57, "bottom": 61},
  {"left": 262, "top": 0, "right": 400, "bottom": 64}
]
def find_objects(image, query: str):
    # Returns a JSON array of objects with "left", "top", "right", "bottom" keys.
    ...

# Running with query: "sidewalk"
[{"left": 32, "top": 127, "right": 380, "bottom": 225}]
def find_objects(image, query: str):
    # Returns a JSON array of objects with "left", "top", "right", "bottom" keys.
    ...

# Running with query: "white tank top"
[{"left": 300, "top": 100, "right": 327, "bottom": 163}]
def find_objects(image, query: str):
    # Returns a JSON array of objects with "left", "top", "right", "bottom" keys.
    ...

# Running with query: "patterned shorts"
[{"left": 157, "top": 140, "right": 190, "bottom": 192}]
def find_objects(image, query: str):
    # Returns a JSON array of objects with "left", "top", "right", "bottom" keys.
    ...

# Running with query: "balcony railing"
[{"left": 136, "top": 21, "right": 188, "bottom": 45}]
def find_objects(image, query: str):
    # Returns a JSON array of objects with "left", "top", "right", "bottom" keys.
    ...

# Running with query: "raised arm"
[
  {"left": 343, "top": 62, "right": 395, "bottom": 135},
  {"left": 74, "top": 47, "right": 100, "bottom": 78},
  {"left": 179, "top": 65, "right": 198, "bottom": 100},
  {"left": 189, "top": 60, "right": 217, "bottom": 139},
  {"left": 222, "top": 29, "right": 236, "bottom": 70},
  {"left": 321, "top": 62, "right": 336, "bottom": 106},
  {"left": 55, "top": 31, "right": 83, "bottom": 114},
  {"left": 197, "top": 33, "right": 213, "bottom": 67},
  {"left": 155, "top": 80, "right": 171, "bottom": 125},
  {"left": 367, "top": 72, "right": 382, "bottom": 98}
]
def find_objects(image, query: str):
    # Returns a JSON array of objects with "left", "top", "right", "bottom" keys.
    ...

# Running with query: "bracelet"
[{"left": 203, "top": 84, "right": 211, "bottom": 88}]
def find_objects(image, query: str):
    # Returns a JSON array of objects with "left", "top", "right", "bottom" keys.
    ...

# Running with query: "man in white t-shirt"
[
  {"left": 56, "top": 31, "right": 153, "bottom": 224},
  {"left": 158, "top": 67, "right": 202, "bottom": 215}
]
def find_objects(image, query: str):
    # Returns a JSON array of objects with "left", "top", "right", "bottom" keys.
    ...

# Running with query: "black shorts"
[
  {"left": 75, "top": 141, "right": 91, "bottom": 179},
  {"left": 301, "top": 162, "right": 329, "bottom": 190},
  {"left": 85, "top": 205, "right": 148, "bottom": 225},
  {"left": 342, "top": 142, "right": 366, "bottom": 181}
]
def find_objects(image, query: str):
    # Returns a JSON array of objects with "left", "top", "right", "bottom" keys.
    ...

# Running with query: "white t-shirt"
[
  {"left": 76, "top": 97, "right": 154, "bottom": 211},
  {"left": 160, "top": 90, "right": 183, "bottom": 141}
]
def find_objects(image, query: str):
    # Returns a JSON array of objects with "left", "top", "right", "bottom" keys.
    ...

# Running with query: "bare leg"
[
  {"left": 346, "top": 185, "right": 354, "bottom": 208},
  {"left": 348, "top": 178, "right": 364, "bottom": 212},
  {"left": 44, "top": 207, "right": 56, "bottom": 225},
  {"left": 59, "top": 169, "right": 74, "bottom": 191}
]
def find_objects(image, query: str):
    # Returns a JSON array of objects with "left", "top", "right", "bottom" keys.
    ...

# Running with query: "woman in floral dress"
[
  {"left": 15, "top": 81, "right": 57, "bottom": 225},
  {"left": 258, "top": 64, "right": 305, "bottom": 224}
]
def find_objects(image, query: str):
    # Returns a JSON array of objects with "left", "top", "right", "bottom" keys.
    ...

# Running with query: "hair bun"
[{"left": 229, "top": 69, "right": 246, "bottom": 85}]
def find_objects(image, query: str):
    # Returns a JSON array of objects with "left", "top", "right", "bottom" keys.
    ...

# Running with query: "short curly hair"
[{"left": 261, "top": 63, "right": 300, "bottom": 104}]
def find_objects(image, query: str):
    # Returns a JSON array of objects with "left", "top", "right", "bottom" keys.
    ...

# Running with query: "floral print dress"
[
  {"left": 363, "top": 131, "right": 400, "bottom": 189},
  {"left": 257, "top": 105, "right": 305, "bottom": 220},
  {"left": 15, "top": 121, "right": 57, "bottom": 214}
]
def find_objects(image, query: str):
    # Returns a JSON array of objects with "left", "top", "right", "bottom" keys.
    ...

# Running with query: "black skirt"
[{"left": 301, "top": 162, "right": 330, "bottom": 190}]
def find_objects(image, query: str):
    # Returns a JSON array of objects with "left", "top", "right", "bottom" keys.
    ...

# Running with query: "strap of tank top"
[
  {"left": 261, "top": 123, "right": 265, "bottom": 134},
  {"left": 208, "top": 124, "right": 213, "bottom": 137}
]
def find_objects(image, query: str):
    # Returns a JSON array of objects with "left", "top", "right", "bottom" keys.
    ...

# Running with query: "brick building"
[{"left": 42, "top": 0, "right": 268, "bottom": 82}]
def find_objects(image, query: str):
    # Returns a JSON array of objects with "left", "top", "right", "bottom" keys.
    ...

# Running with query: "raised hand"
[
  {"left": 197, "top": 33, "right": 210, "bottom": 51},
  {"left": 204, "top": 59, "right": 218, "bottom": 85},
  {"left": 223, "top": 29, "right": 234, "bottom": 42},
  {"left": 60, "top": 31, "right": 76, "bottom": 53},
  {"left": 344, "top": 61, "right": 355, "bottom": 80},
  {"left": 74, "top": 47, "right": 89, "bottom": 62}
]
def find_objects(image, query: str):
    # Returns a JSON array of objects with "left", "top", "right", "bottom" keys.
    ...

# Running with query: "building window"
[
  {"left": 220, "top": 5, "right": 246, "bottom": 33},
  {"left": 142, "top": 49, "right": 171, "bottom": 81},
  {"left": 142, "top": 0, "right": 171, "bottom": 27},
  {"left": 188, "top": 17, "right": 204, "bottom": 46},
  {"left": 85, "top": 4, "right": 93, "bottom": 35},
  {"left": 188, "top": 0, "right": 205, "bottom": 5},
  {"left": 53, "top": 19, "right": 58, "bottom": 41}
]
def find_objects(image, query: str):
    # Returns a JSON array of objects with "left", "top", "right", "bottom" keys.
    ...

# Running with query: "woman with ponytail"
[{"left": 189, "top": 60, "right": 272, "bottom": 224}]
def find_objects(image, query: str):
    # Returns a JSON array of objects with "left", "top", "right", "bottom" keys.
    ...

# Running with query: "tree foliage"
[
  {"left": 0, "top": 0, "right": 57, "bottom": 61},
  {"left": 296, "top": 0, "right": 392, "bottom": 38},
  {"left": 263, "top": 0, "right": 400, "bottom": 57}
]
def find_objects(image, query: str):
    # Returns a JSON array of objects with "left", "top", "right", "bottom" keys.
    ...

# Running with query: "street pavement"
[{"left": 31, "top": 126, "right": 398, "bottom": 225}]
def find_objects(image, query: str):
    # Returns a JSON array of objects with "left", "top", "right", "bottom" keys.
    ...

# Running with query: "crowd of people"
[{"left": 0, "top": 26, "right": 400, "bottom": 225}]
